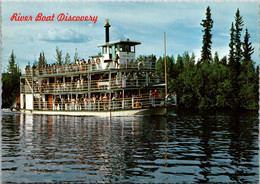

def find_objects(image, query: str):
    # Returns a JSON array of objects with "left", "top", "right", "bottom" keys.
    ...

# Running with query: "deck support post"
[
  {"left": 109, "top": 71, "right": 112, "bottom": 110},
  {"left": 88, "top": 74, "right": 91, "bottom": 104},
  {"left": 122, "top": 89, "right": 125, "bottom": 109}
]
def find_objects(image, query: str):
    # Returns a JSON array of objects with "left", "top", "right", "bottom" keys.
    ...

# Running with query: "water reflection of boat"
[{"left": 19, "top": 19, "right": 176, "bottom": 117}]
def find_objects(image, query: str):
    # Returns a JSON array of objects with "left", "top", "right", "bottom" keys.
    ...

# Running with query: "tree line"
[
  {"left": 29, "top": 47, "right": 79, "bottom": 68},
  {"left": 2, "top": 46, "right": 80, "bottom": 108},
  {"left": 156, "top": 7, "right": 258, "bottom": 110}
]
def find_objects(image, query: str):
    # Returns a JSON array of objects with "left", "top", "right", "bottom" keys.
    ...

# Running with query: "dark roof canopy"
[{"left": 98, "top": 39, "right": 141, "bottom": 47}]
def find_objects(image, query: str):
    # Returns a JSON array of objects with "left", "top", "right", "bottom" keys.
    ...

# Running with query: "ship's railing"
[
  {"left": 23, "top": 59, "right": 156, "bottom": 77},
  {"left": 24, "top": 63, "right": 94, "bottom": 77},
  {"left": 20, "top": 78, "right": 164, "bottom": 93},
  {"left": 32, "top": 96, "right": 165, "bottom": 111},
  {"left": 117, "top": 59, "right": 156, "bottom": 70}
]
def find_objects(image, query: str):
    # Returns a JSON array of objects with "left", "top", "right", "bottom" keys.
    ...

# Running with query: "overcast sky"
[{"left": 1, "top": 1, "right": 259, "bottom": 73}]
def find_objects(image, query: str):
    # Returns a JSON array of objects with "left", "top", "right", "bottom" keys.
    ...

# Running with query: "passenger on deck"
[
  {"left": 84, "top": 96, "right": 88, "bottom": 110},
  {"left": 153, "top": 89, "right": 158, "bottom": 98},
  {"left": 134, "top": 73, "right": 138, "bottom": 86},
  {"left": 53, "top": 63, "right": 56, "bottom": 73},
  {"left": 122, "top": 73, "right": 127, "bottom": 88},
  {"left": 99, "top": 94, "right": 103, "bottom": 102},
  {"left": 92, "top": 95, "right": 96, "bottom": 110},
  {"left": 80, "top": 96, "right": 84, "bottom": 110},
  {"left": 81, "top": 78, "right": 84, "bottom": 90},
  {"left": 115, "top": 72, "right": 120, "bottom": 87},
  {"left": 75, "top": 97, "right": 80, "bottom": 110},
  {"left": 63, "top": 82, "right": 67, "bottom": 92},
  {"left": 112, "top": 94, "right": 116, "bottom": 101},
  {"left": 56, "top": 96, "right": 61, "bottom": 110},
  {"left": 115, "top": 54, "right": 120, "bottom": 68},
  {"left": 76, "top": 79, "right": 80, "bottom": 91},
  {"left": 99, "top": 75, "right": 103, "bottom": 82},
  {"left": 149, "top": 90, "right": 153, "bottom": 106},
  {"left": 57, "top": 81, "right": 61, "bottom": 92},
  {"left": 71, "top": 97, "right": 75, "bottom": 110},
  {"left": 153, "top": 89, "right": 159, "bottom": 106},
  {"left": 65, "top": 97, "right": 70, "bottom": 110},
  {"left": 118, "top": 91, "right": 122, "bottom": 99},
  {"left": 60, "top": 96, "right": 65, "bottom": 110},
  {"left": 65, "top": 65, "right": 69, "bottom": 73}
]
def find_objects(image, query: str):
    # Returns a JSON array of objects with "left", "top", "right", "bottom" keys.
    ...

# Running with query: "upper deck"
[{"left": 22, "top": 57, "right": 156, "bottom": 78}]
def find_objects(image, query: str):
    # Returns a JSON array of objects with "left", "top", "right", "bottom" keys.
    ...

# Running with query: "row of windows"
[{"left": 102, "top": 44, "right": 135, "bottom": 54}]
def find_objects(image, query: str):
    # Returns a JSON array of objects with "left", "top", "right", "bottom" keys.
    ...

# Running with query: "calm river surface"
[{"left": 2, "top": 110, "right": 259, "bottom": 183}]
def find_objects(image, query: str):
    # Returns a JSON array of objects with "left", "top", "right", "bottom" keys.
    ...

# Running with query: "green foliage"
[{"left": 2, "top": 50, "right": 21, "bottom": 108}]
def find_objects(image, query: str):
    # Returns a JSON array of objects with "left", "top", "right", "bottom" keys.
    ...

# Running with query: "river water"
[{"left": 2, "top": 110, "right": 259, "bottom": 183}]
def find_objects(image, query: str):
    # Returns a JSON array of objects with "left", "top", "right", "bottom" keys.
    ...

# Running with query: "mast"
[{"left": 164, "top": 32, "right": 168, "bottom": 97}]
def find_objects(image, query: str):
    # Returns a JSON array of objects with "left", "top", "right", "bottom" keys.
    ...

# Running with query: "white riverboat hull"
[{"left": 20, "top": 107, "right": 166, "bottom": 117}]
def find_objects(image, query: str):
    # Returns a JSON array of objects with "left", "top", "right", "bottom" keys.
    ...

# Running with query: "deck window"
[
  {"left": 125, "top": 45, "right": 130, "bottom": 52},
  {"left": 131, "top": 46, "right": 135, "bottom": 52},
  {"left": 119, "top": 44, "right": 124, "bottom": 52},
  {"left": 102, "top": 47, "right": 107, "bottom": 54}
]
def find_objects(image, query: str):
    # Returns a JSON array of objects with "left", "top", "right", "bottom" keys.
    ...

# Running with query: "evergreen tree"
[
  {"left": 200, "top": 6, "right": 214, "bottom": 63},
  {"left": 227, "top": 10, "right": 244, "bottom": 109},
  {"left": 242, "top": 28, "right": 254, "bottom": 63},
  {"left": 7, "top": 49, "right": 20, "bottom": 74},
  {"left": 228, "top": 22, "right": 235, "bottom": 65},
  {"left": 213, "top": 52, "right": 219, "bottom": 63},
  {"left": 238, "top": 28, "right": 257, "bottom": 109},
  {"left": 74, "top": 48, "right": 79, "bottom": 63},
  {"left": 3, "top": 50, "right": 21, "bottom": 108},
  {"left": 177, "top": 52, "right": 199, "bottom": 108},
  {"left": 234, "top": 9, "right": 244, "bottom": 65},
  {"left": 173, "top": 54, "right": 184, "bottom": 78},
  {"left": 54, "top": 46, "right": 63, "bottom": 66},
  {"left": 156, "top": 56, "right": 164, "bottom": 76},
  {"left": 38, "top": 51, "right": 47, "bottom": 67},
  {"left": 220, "top": 56, "right": 227, "bottom": 65},
  {"left": 155, "top": 55, "right": 174, "bottom": 79},
  {"left": 64, "top": 53, "right": 71, "bottom": 65},
  {"left": 27, "top": 61, "right": 31, "bottom": 68}
]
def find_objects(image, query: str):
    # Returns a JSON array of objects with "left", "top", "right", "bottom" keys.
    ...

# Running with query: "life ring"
[{"left": 96, "top": 58, "right": 100, "bottom": 64}]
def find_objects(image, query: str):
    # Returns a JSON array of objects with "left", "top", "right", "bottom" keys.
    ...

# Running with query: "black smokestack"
[{"left": 104, "top": 19, "right": 110, "bottom": 43}]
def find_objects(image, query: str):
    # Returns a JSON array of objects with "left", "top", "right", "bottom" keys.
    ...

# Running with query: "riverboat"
[{"left": 19, "top": 19, "right": 175, "bottom": 117}]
